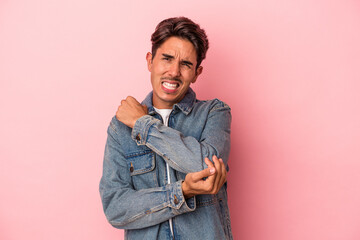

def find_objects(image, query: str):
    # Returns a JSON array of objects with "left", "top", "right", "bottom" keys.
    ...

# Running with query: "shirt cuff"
[
  {"left": 131, "top": 115, "right": 160, "bottom": 145},
  {"left": 168, "top": 180, "right": 196, "bottom": 215}
]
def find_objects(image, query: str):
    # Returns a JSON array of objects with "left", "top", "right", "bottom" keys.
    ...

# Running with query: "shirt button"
[
  {"left": 135, "top": 134, "right": 141, "bottom": 141},
  {"left": 130, "top": 162, "right": 134, "bottom": 173},
  {"left": 174, "top": 195, "right": 179, "bottom": 204}
]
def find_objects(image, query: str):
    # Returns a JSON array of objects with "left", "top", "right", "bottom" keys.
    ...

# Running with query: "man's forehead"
[{"left": 157, "top": 37, "right": 197, "bottom": 59}]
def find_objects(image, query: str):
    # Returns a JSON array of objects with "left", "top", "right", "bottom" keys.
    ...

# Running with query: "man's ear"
[
  {"left": 191, "top": 66, "right": 203, "bottom": 83},
  {"left": 146, "top": 52, "right": 152, "bottom": 72}
]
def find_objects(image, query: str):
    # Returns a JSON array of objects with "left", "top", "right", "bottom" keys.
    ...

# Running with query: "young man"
[{"left": 100, "top": 17, "right": 233, "bottom": 240}]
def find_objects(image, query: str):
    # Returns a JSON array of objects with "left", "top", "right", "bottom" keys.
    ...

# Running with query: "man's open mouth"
[{"left": 162, "top": 81, "right": 179, "bottom": 90}]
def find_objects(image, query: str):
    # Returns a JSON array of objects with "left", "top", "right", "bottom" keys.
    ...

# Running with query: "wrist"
[
  {"left": 131, "top": 114, "right": 146, "bottom": 128},
  {"left": 181, "top": 181, "right": 193, "bottom": 199}
]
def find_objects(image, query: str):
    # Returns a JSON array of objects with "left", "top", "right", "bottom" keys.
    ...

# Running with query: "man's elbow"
[{"left": 104, "top": 209, "right": 129, "bottom": 229}]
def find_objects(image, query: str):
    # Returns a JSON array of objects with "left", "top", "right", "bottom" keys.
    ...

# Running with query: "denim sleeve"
[
  {"left": 131, "top": 100, "right": 231, "bottom": 173},
  {"left": 99, "top": 126, "right": 196, "bottom": 229}
]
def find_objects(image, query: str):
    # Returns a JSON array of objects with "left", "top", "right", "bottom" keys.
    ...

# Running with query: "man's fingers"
[
  {"left": 192, "top": 166, "right": 215, "bottom": 181},
  {"left": 126, "top": 96, "right": 141, "bottom": 105},
  {"left": 126, "top": 95, "right": 135, "bottom": 101},
  {"left": 204, "top": 157, "right": 216, "bottom": 177},
  {"left": 219, "top": 158, "right": 227, "bottom": 186},
  {"left": 184, "top": 157, "right": 228, "bottom": 197},
  {"left": 212, "top": 155, "right": 222, "bottom": 193},
  {"left": 119, "top": 96, "right": 139, "bottom": 107},
  {"left": 204, "top": 157, "right": 214, "bottom": 168}
]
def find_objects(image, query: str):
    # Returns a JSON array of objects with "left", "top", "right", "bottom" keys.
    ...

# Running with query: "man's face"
[{"left": 146, "top": 36, "right": 203, "bottom": 109}]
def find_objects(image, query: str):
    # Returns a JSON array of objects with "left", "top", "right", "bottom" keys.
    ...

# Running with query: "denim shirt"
[{"left": 99, "top": 88, "right": 233, "bottom": 240}]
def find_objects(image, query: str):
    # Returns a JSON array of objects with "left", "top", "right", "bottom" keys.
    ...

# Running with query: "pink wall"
[{"left": 1, "top": 0, "right": 360, "bottom": 239}]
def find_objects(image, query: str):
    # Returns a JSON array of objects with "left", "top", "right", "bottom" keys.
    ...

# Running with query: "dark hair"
[{"left": 151, "top": 17, "right": 209, "bottom": 69}]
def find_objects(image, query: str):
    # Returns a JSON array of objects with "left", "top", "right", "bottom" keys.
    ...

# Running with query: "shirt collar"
[{"left": 141, "top": 88, "right": 196, "bottom": 116}]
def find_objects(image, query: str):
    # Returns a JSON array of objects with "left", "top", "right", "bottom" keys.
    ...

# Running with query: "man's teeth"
[{"left": 163, "top": 82, "right": 178, "bottom": 90}]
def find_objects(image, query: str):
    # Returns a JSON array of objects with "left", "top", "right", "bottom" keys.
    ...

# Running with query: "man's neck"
[{"left": 152, "top": 99, "right": 175, "bottom": 110}]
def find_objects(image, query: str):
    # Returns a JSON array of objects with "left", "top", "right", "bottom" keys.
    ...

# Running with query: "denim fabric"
[{"left": 99, "top": 88, "right": 233, "bottom": 240}]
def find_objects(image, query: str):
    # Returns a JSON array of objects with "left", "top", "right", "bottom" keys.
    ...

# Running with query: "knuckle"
[
  {"left": 205, "top": 185, "right": 213, "bottom": 192},
  {"left": 189, "top": 174, "right": 195, "bottom": 182}
]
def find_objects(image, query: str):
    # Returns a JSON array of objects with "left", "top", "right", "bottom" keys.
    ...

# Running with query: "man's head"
[
  {"left": 151, "top": 17, "right": 209, "bottom": 70},
  {"left": 146, "top": 17, "right": 209, "bottom": 109}
]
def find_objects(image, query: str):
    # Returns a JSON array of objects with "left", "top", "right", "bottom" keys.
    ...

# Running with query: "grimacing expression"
[{"left": 146, "top": 36, "right": 203, "bottom": 109}]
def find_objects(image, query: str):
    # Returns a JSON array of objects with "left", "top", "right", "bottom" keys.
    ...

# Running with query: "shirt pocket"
[{"left": 125, "top": 150, "right": 158, "bottom": 190}]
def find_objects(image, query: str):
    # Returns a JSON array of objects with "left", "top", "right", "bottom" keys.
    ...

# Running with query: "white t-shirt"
[
  {"left": 154, "top": 107, "right": 172, "bottom": 126},
  {"left": 153, "top": 107, "right": 174, "bottom": 237}
]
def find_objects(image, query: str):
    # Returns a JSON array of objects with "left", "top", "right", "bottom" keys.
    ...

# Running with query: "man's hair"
[{"left": 151, "top": 17, "right": 209, "bottom": 69}]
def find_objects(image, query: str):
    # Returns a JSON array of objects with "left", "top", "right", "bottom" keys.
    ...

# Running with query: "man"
[{"left": 100, "top": 17, "right": 233, "bottom": 240}]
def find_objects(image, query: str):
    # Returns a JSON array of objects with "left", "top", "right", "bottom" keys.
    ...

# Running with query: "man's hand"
[
  {"left": 116, "top": 96, "right": 148, "bottom": 128},
  {"left": 181, "top": 155, "right": 227, "bottom": 199}
]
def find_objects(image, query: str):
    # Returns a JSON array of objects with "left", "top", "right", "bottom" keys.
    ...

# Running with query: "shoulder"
[
  {"left": 107, "top": 116, "right": 132, "bottom": 138},
  {"left": 194, "top": 98, "right": 231, "bottom": 112}
]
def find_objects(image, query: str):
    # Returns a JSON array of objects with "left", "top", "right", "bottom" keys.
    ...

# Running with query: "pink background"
[{"left": 1, "top": 0, "right": 360, "bottom": 239}]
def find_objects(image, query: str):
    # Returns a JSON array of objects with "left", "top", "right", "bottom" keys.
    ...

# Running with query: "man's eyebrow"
[
  {"left": 181, "top": 60, "right": 193, "bottom": 66},
  {"left": 162, "top": 53, "right": 194, "bottom": 66},
  {"left": 162, "top": 53, "right": 174, "bottom": 59}
]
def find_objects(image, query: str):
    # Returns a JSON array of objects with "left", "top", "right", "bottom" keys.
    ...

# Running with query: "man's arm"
[
  {"left": 117, "top": 96, "right": 231, "bottom": 174},
  {"left": 100, "top": 124, "right": 226, "bottom": 229},
  {"left": 99, "top": 125, "right": 197, "bottom": 229}
]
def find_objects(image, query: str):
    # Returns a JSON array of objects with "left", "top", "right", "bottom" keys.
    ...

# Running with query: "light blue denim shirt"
[{"left": 99, "top": 88, "right": 233, "bottom": 240}]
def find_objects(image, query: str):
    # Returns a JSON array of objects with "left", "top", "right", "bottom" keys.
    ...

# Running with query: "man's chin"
[{"left": 154, "top": 89, "right": 187, "bottom": 106}]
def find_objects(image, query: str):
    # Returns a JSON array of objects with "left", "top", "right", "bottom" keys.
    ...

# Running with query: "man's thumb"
[{"left": 195, "top": 167, "right": 216, "bottom": 180}]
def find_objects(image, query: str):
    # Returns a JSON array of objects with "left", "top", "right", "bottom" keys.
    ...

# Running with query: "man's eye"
[
  {"left": 182, "top": 63, "right": 191, "bottom": 68},
  {"left": 162, "top": 57, "right": 170, "bottom": 61}
]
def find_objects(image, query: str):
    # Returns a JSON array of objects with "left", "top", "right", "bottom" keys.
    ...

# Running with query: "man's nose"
[{"left": 168, "top": 62, "right": 181, "bottom": 77}]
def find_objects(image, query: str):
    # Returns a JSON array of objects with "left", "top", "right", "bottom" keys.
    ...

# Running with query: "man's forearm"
[
  {"left": 100, "top": 129, "right": 196, "bottom": 229},
  {"left": 131, "top": 104, "right": 231, "bottom": 173},
  {"left": 100, "top": 180, "right": 195, "bottom": 229}
]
